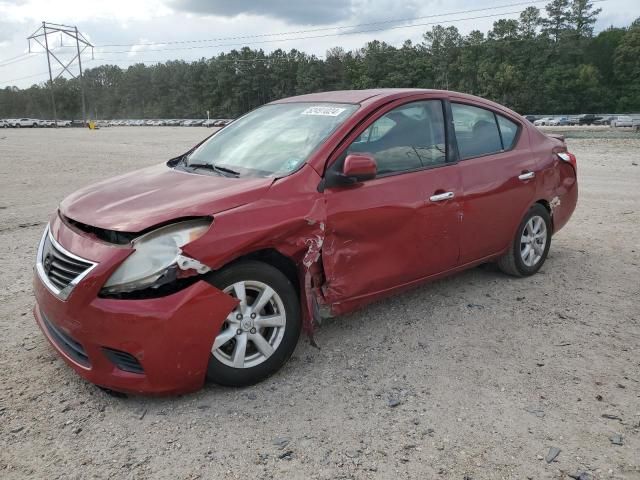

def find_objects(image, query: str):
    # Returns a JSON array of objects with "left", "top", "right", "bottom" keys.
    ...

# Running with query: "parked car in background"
[
  {"left": 11, "top": 118, "right": 42, "bottom": 127},
  {"left": 0, "top": 119, "right": 9, "bottom": 128},
  {"left": 56, "top": 120, "right": 72, "bottom": 127},
  {"left": 534, "top": 117, "right": 553, "bottom": 126},
  {"left": 203, "top": 119, "right": 216, "bottom": 127},
  {"left": 548, "top": 117, "right": 570, "bottom": 126},
  {"left": 611, "top": 115, "right": 633, "bottom": 127},
  {"left": 181, "top": 119, "right": 194, "bottom": 126},
  {"left": 593, "top": 115, "right": 614, "bottom": 126},
  {"left": 33, "top": 88, "right": 578, "bottom": 394},
  {"left": 576, "top": 114, "right": 600, "bottom": 125},
  {"left": 523, "top": 115, "right": 536, "bottom": 123}
]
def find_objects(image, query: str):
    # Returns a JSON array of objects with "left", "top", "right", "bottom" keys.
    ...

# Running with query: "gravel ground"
[{"left": 1, "top": 127, "right": 639, "bottom": 480}]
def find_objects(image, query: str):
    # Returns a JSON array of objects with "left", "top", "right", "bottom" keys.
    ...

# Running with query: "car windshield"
[{"left": 186, "top": 103, "right": 358, "bottom": 177}]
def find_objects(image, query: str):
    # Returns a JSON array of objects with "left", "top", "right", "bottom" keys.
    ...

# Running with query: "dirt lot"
[{"left": 1, "top": 126, "right": 638, "bottom": 480}]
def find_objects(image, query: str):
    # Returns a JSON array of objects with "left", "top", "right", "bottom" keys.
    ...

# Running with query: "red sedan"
[{"left": 33, "top": 89, "right": 578, "bottom": 394}]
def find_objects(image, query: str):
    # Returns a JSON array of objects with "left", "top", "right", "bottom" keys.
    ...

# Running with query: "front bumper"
[{"left": 33, "top": 214, "right": 237, "bottom": 395}]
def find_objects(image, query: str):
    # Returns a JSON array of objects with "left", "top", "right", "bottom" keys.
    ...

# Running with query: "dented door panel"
[
  {"left": 322, "top": 165, "right": 461, "bottom": 306},
  {"left": 458, "top": 147, "right": 538, "bottom": 263}
]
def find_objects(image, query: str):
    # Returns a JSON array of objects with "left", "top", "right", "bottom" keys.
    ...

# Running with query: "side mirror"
[{"left": 343, "top": 153, "right": 377, "bottom": 182}]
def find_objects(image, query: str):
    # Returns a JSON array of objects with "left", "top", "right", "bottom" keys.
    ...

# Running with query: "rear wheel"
[
  {"left": 497, "top": 204, "right": 551, "bottom": 277},
  {"left": 205, "top": 261, "right": 301, "bottom": 387}
]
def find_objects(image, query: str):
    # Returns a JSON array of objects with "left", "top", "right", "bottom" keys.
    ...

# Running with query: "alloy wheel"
[
  {"left": 520, "top": 215, "right": 547, "bottom": 267},
  {"left": 212, "top": 280, "right": 286, "bottom": 369}
]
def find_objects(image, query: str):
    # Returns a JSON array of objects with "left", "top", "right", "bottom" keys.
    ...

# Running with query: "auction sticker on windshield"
[{"left": 301, "top": 106, "right": 347, "bottom": 116}]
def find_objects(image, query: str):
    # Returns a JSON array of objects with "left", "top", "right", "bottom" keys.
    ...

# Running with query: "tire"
[
  {"left": 33, "top": 123, "right": 38, "bottom": 128},
  {"left": 497, "top": 204, "right": 552, "bottom": 277},
  {"left": 205, "top": 260, "right": 301, "bottom": 387}
]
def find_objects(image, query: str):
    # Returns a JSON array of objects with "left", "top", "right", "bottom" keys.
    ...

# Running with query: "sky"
[{"left": 0, "top": 0, "right": 638, "bottom": 88}]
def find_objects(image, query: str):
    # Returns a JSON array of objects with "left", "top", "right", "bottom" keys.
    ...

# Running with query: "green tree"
[
  {"left": 614, "top": 19, "right": 640, "bottom": 110},
  {"left": 542, "top": 0, "right": 572, "bottom": 42}
]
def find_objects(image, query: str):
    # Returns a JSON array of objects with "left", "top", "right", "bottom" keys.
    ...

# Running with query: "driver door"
[{"left": 321, "top": 99, "right": 462, "bottom": 307}]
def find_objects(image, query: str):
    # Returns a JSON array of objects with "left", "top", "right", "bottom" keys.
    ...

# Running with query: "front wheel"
[
  {"left": 205, "top": 261, "right": 301, "bottom": 387},
  {"left": 497, "top": 204, "right": 552, "bottom": 277}
]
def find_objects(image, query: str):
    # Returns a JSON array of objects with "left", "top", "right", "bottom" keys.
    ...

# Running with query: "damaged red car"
[{"left": 33, "top": 89, "right": 578, "bottom": 394}]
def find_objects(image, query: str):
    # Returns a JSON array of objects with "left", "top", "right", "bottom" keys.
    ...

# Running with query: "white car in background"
[
  {"left": 0, "top": 119, "right": 9, "bottom": 128},
  {"left": 611, "top": 116, "right": 633, "bottom": 127},
  {"left": 534, "top": 117, "right": 553, "bottom": 126},
  {"left": 11, "top": 118, "right": 42, "bottom": 128}
]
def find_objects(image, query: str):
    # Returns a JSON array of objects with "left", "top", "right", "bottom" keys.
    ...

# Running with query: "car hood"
[{"left": 60, "top": 163, "right": 274, "bottom": 232}]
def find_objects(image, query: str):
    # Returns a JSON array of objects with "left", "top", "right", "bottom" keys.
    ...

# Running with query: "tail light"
[{"left": 556, "top": 151, "right": 577, "bottom": 171}]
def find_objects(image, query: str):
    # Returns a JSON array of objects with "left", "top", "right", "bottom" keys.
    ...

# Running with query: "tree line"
[{"left": 1, "top": 0, "right": 639, "bottom": 119}]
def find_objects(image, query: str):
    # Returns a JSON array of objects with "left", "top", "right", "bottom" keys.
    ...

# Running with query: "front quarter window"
[{"left": 186, "top": 103, "right": 357, "bottom": 177}]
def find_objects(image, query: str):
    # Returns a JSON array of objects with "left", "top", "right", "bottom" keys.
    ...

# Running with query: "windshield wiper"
[
  {"left": 187, "top": 162, "right": 240, "bottom": 177},
  {"left": 211, "top": 164, "right": 241, "bottom": 177}
]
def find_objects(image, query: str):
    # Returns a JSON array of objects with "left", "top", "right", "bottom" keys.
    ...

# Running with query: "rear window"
[
  {"left": 451, "top": 104, "right": 502, "bottom": 159},
  {"left": 497, "top": 115, "right": 519, "bottom": 149},
  {"left": 452, "top": 103, "right": 520, "bottom": 159}
]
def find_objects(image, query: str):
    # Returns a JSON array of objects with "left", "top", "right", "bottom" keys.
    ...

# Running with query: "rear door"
[
  {"left": 322, "top": 98, "right": 462, "bottom": 303},
  {"left": 451, "top": 101, "right": 538, "bottom": 264}
]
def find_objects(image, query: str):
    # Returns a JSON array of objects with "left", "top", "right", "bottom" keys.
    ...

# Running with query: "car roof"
[{"left": 270, "top": 88, "right": 450, "bottom": 105}]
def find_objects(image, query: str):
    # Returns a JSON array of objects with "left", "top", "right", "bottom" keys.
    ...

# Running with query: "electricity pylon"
[{"left": 27, "top": 22, "right": 94, "bottom": 125}]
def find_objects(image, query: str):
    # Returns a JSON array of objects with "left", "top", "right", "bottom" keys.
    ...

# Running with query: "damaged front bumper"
[{"left": 33, "top": 217, "right": 237, "bottom": 395}]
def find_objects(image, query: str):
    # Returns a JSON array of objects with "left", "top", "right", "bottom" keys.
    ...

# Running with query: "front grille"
[
  {"left": 102, "top": 348, "right": 144, "bottom": 374},
  {"left": 37, "top": 226, "right": 96, "bottom": 299},
  {"left": 41, "top": 312, "right": 91, "bottom": 367}
]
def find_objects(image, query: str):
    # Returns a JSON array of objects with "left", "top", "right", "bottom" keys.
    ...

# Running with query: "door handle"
[
  {"left": 429, "top": 191, "right": 455, "bottom": 202},
  {"left": 518, "top": 171, "right": 535, "bottom": 181}
]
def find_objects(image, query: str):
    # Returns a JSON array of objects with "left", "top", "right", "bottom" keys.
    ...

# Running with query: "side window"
[
  {"left": 451, "top": 103, "right": 502, "bottom": 159},
  {"left": 496, "top": 114, "right": 519, "bottom": 150},
  {"left": 347, "top": 100, "right": 446, "bottom": 175}
]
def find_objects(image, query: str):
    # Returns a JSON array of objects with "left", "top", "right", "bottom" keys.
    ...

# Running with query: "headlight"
[{"left": 102, "top": 219, "right": 211, "bottom": 294}]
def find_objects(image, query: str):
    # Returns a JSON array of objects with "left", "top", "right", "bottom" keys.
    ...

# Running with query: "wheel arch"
[
  {"left": 534, "top": 198, "right": 555, "bottom": 232},
  {"left": 226, "top": 248, "right": 300, "bottom": 294}
]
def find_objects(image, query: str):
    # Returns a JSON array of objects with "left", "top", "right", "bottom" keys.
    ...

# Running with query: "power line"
[
  {"left": 94, "top": 10, "right": 532, "bottom": 55},
  {"left": 94, "top": 0, "right": 608, "bottom": 56},
  {"left": 0, "top": 67, "right": 63, "bottom": 86},
  {"left": 0, "top": 53, "right": 33, "bottom": 66},
  {"left": 95, "top": 0, "right": 559, "bottom": 48},
  {"left": 0, "top": 44, "right": 91, "bottom": 67}
]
